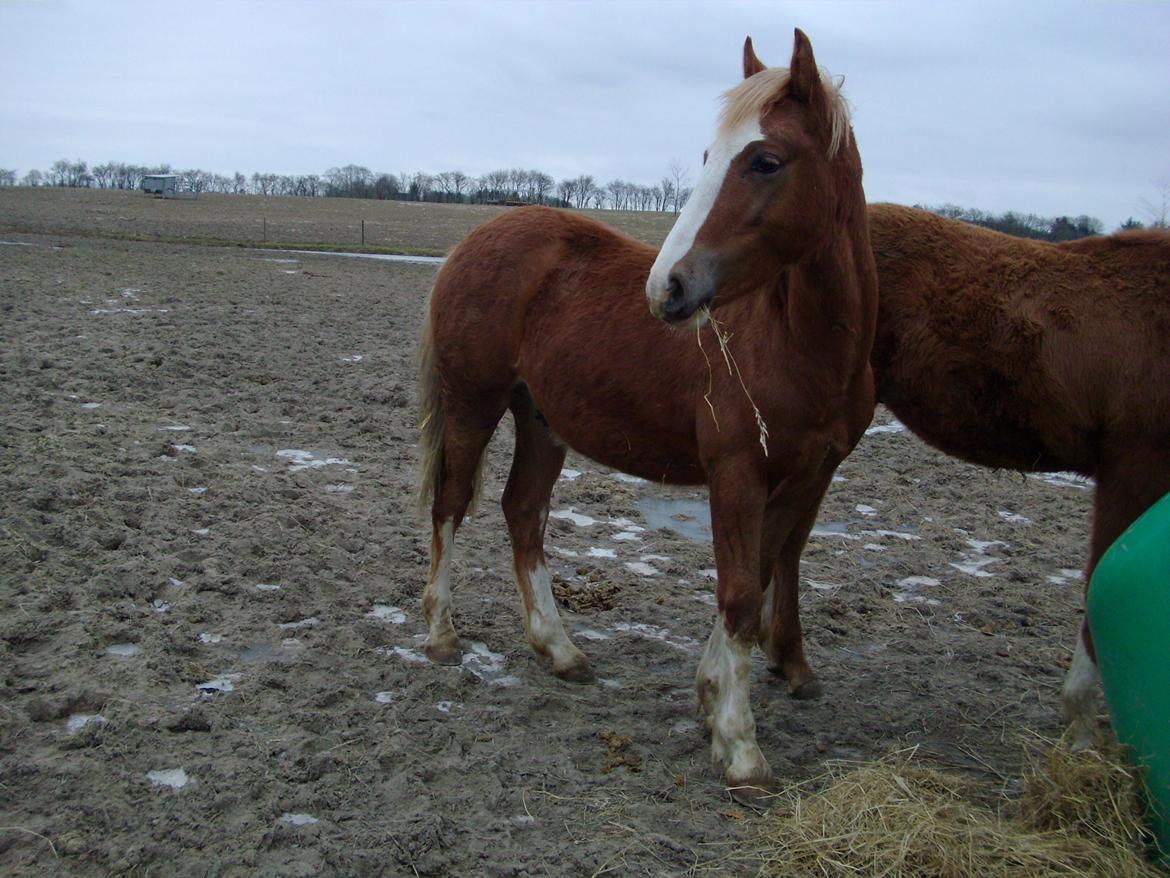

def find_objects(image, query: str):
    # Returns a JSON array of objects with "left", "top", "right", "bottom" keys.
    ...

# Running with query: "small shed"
[{"left": 142, "top": 174, "right": 179, "bottom": 197}]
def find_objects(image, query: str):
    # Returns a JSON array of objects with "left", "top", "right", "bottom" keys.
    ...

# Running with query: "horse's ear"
[
  {"left": 788, "top": 28, "right": 821, "bottom": 105},
  {"left": 743, "top": 36, "right": 766, "bottom": 78}
]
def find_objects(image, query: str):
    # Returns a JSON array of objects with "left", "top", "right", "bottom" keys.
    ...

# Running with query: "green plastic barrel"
[{"left": 1086, "top": 489, "right": 1170, "bottom": 861}]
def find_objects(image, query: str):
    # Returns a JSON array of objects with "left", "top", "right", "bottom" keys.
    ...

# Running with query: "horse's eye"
[{"left": 750, "top": 154, "right": 784, "bottom": 175}]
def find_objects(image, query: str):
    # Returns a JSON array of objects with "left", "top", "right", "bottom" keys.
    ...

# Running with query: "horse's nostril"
[{"left": 662, "top": 274, "right": 691, "bottom": 322}]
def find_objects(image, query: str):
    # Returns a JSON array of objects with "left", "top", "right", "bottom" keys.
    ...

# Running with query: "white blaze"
[{"left": 646, "top": 118, "right": 764, "bottom": 311}]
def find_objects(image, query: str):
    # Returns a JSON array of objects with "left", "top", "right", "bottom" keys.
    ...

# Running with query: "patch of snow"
[
  {"left": 893, "top": 576, "right": 942, "bottom": 605},
  {"left": 998, "top": 510, "right": 1032, "bottom": 524},
  {"left": 280, "top": 813, "right": 319, "bottom": 826},
  {"left": 367, "top": 605, "right": 406, "bottom": 624},
  {"left": 65, "top": 714, "right": 106, "bottom": 735},
  {"left": 624, "top": 561, "right": 660, "bottom": 577},
  {"left": 276, "top": 449, "right": 353, "bottom": 472},
  {"left": 549, "top": 507, "right": 596, "bottom": 527},
  {"left": 865, "top": 421, "right": 906, "bottom": 436},
  {"left": 611, "top": 473, "right": 645, "bottom": 484},
  {"left": 1029, "top": 471, "right": 1093, "bottom": 490},
  {"left": 197, "top": 673, "right": 242, "bottom": 693},
  {"left": 277, "top": 617, "right": 320, "bottom": 630},
  {"left": 146, "top": 768, "right": 190, "bottom": 789}
]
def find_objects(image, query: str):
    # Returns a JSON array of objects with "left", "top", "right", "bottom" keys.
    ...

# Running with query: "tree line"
[
  {"left": 0, "top": 159, "right": 694, "bottom": 213},
  {"left": 2, "top": 160, "right": 1165, "bottom": 235},
  {"left": 920, "top": 203, "right": 1109, "bottom": 241}
]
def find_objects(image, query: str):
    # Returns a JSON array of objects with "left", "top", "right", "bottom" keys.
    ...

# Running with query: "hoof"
[
  {"left": 788, "top": 677, "right": 823, "bottom": 700},
  {"left": 555, "top": 662, "right": 595, "bottom": 684},
  {"left": 425, "top": 640, "right": 463, "bottom": 666},
  {"left": 1065, "top": 731, "right": 1098, "bottom": 754},
  {"left": 727, "top": 781, "right": 773, "bottom": 808}
]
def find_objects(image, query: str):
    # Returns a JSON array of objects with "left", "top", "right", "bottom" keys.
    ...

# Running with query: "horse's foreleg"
[
  {"left": 698, "top": 464, "right": 771, "bottom": 801},
  {"left": 760, "top": 485, "right": 831, "bottom": 700},
  {"left": 502, "top": 396, "right": 592, "bottom": 682},
  {"left": 423, "top": 417, "right": 500, "bottom": 666}
]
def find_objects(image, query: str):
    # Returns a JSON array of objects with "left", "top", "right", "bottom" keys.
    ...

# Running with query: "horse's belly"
[{"left": 526, "top": 381, "right": 706, "bottom": 485}]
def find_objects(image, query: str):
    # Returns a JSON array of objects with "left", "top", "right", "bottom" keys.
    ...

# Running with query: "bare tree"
[
  {"left": 90, "top": 162, "right": 116, "bottom": 188},
  {"left": 668, "top": 159, "right": 690, "bottom": 213},
  {"left": 0, "top": 169, "right": 16, "bottom": 187},
  {"left": 373, "top": 173, "right": 398, "bottom": 200},
  {"left": 482, "top": 169, "right": 510, "bottom": 201},
  {"left": 605, "top": 179, "right": 627, "bottom": 210},
  {"left": 409, "top": 171, "right": 434, "bottom": 201},
  {"left": 435, "top": 171, "right": 456, "bottom": 201},
  {"left": 565, "top": 174, "right": 594, "bottom": 208},
  {"left": 556, "top": 177, "right": 574, "bottom": 206},
  {"left": 181, "top": 168, "right": 211, "bottom": 193},
  {"left": 1139, "top": 177, "right": 1170, "bottom": 229},
  {"left": 450, "top": 170, "right": 469, "bottom": 202},
  {"left": 530, "top": 171, "right": 553, "bottom": 204},
  {"left": 659, "top": 177, "right": 676, "bottom": 213}
]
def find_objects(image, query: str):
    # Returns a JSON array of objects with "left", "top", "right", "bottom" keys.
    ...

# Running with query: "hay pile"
[{"left": 736, "top": 745, "right": 1161, "bottom": 877}]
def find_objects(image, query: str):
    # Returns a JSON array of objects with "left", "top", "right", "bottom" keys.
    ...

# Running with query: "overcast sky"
[{"left": 3, "top": 0, "right": 1168, "bottom": 228}]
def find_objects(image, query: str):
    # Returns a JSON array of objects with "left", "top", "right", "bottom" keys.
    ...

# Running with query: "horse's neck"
[{"left": 783, "top": 219, "right": 877, "bottom": 366}]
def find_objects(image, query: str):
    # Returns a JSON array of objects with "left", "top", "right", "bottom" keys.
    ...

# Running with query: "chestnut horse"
[
  {"left": 864, "top": 203, "right": 1170, "bottom": 749},
  {"left": 417, "top": 31, "right": 877, "bottom": 799}
]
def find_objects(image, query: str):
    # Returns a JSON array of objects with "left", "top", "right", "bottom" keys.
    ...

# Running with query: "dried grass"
[
  {"left": 731, "top": 745, "right": 1161, "bottom": 878},
  {"left": 696, "top": 307, "right": 770, "bottom": 456}
]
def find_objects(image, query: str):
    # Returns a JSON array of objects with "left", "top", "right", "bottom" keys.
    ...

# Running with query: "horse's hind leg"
[
  {"left": 1063, "top": 451, "right": 1170, "bottom": 749},
  {"left": 502, "top": 389, "right": 593, "bottom": 682},
  {"left": 1062, "top": 621, "right": 1099, "bottom": 751},
  {"left": 423, "top": 409, "right": 504, "bottom": 665}
]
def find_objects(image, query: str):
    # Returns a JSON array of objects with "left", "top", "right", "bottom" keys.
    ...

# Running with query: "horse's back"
[
  {"left": 429, "top": 208, "right": 640, "bottom": 387},
  {"left": 870, "top": 204, "right": 1170, "bottom": 474}
]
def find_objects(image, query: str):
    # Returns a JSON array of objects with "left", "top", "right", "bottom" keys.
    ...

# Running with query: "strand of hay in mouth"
[
  {"left": 695, "top": 316, "right": 721, "bottom": 432},
  {"left": 734, "top": 745, "right": 1160, "bottom": 878},
  {"left": 697, "top": 307, "right": 770, "bottom": 456}
]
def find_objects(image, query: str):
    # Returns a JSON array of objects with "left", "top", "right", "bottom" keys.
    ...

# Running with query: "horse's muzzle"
[{"left": 650, "top": 251, "right": 718, "bottom": 326}]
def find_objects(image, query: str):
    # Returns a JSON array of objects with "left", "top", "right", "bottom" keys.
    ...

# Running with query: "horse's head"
[{"left": 646, "top": 29, "right": 860, "bottom": 326}]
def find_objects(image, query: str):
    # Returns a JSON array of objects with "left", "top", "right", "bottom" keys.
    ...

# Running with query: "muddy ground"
[{"left": 0, "top": 228, "right": 1096, "bottom": 876}]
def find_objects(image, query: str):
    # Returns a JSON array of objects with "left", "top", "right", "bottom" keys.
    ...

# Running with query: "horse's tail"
[
  {"left": 415, "top": 285, "right": 486, "bottom": 521},
  {"left": 416, "top": 296, "right": 445, "bottom": 519}
]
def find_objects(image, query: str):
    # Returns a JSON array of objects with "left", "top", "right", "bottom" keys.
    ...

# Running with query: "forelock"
[{"left": 717, "top": 66, "right": 852, "bottom": 158}]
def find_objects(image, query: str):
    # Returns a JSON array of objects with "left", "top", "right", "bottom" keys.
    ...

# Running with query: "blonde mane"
[{"left": 719, "top": 66, "right": 852, "bottom": 159}]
